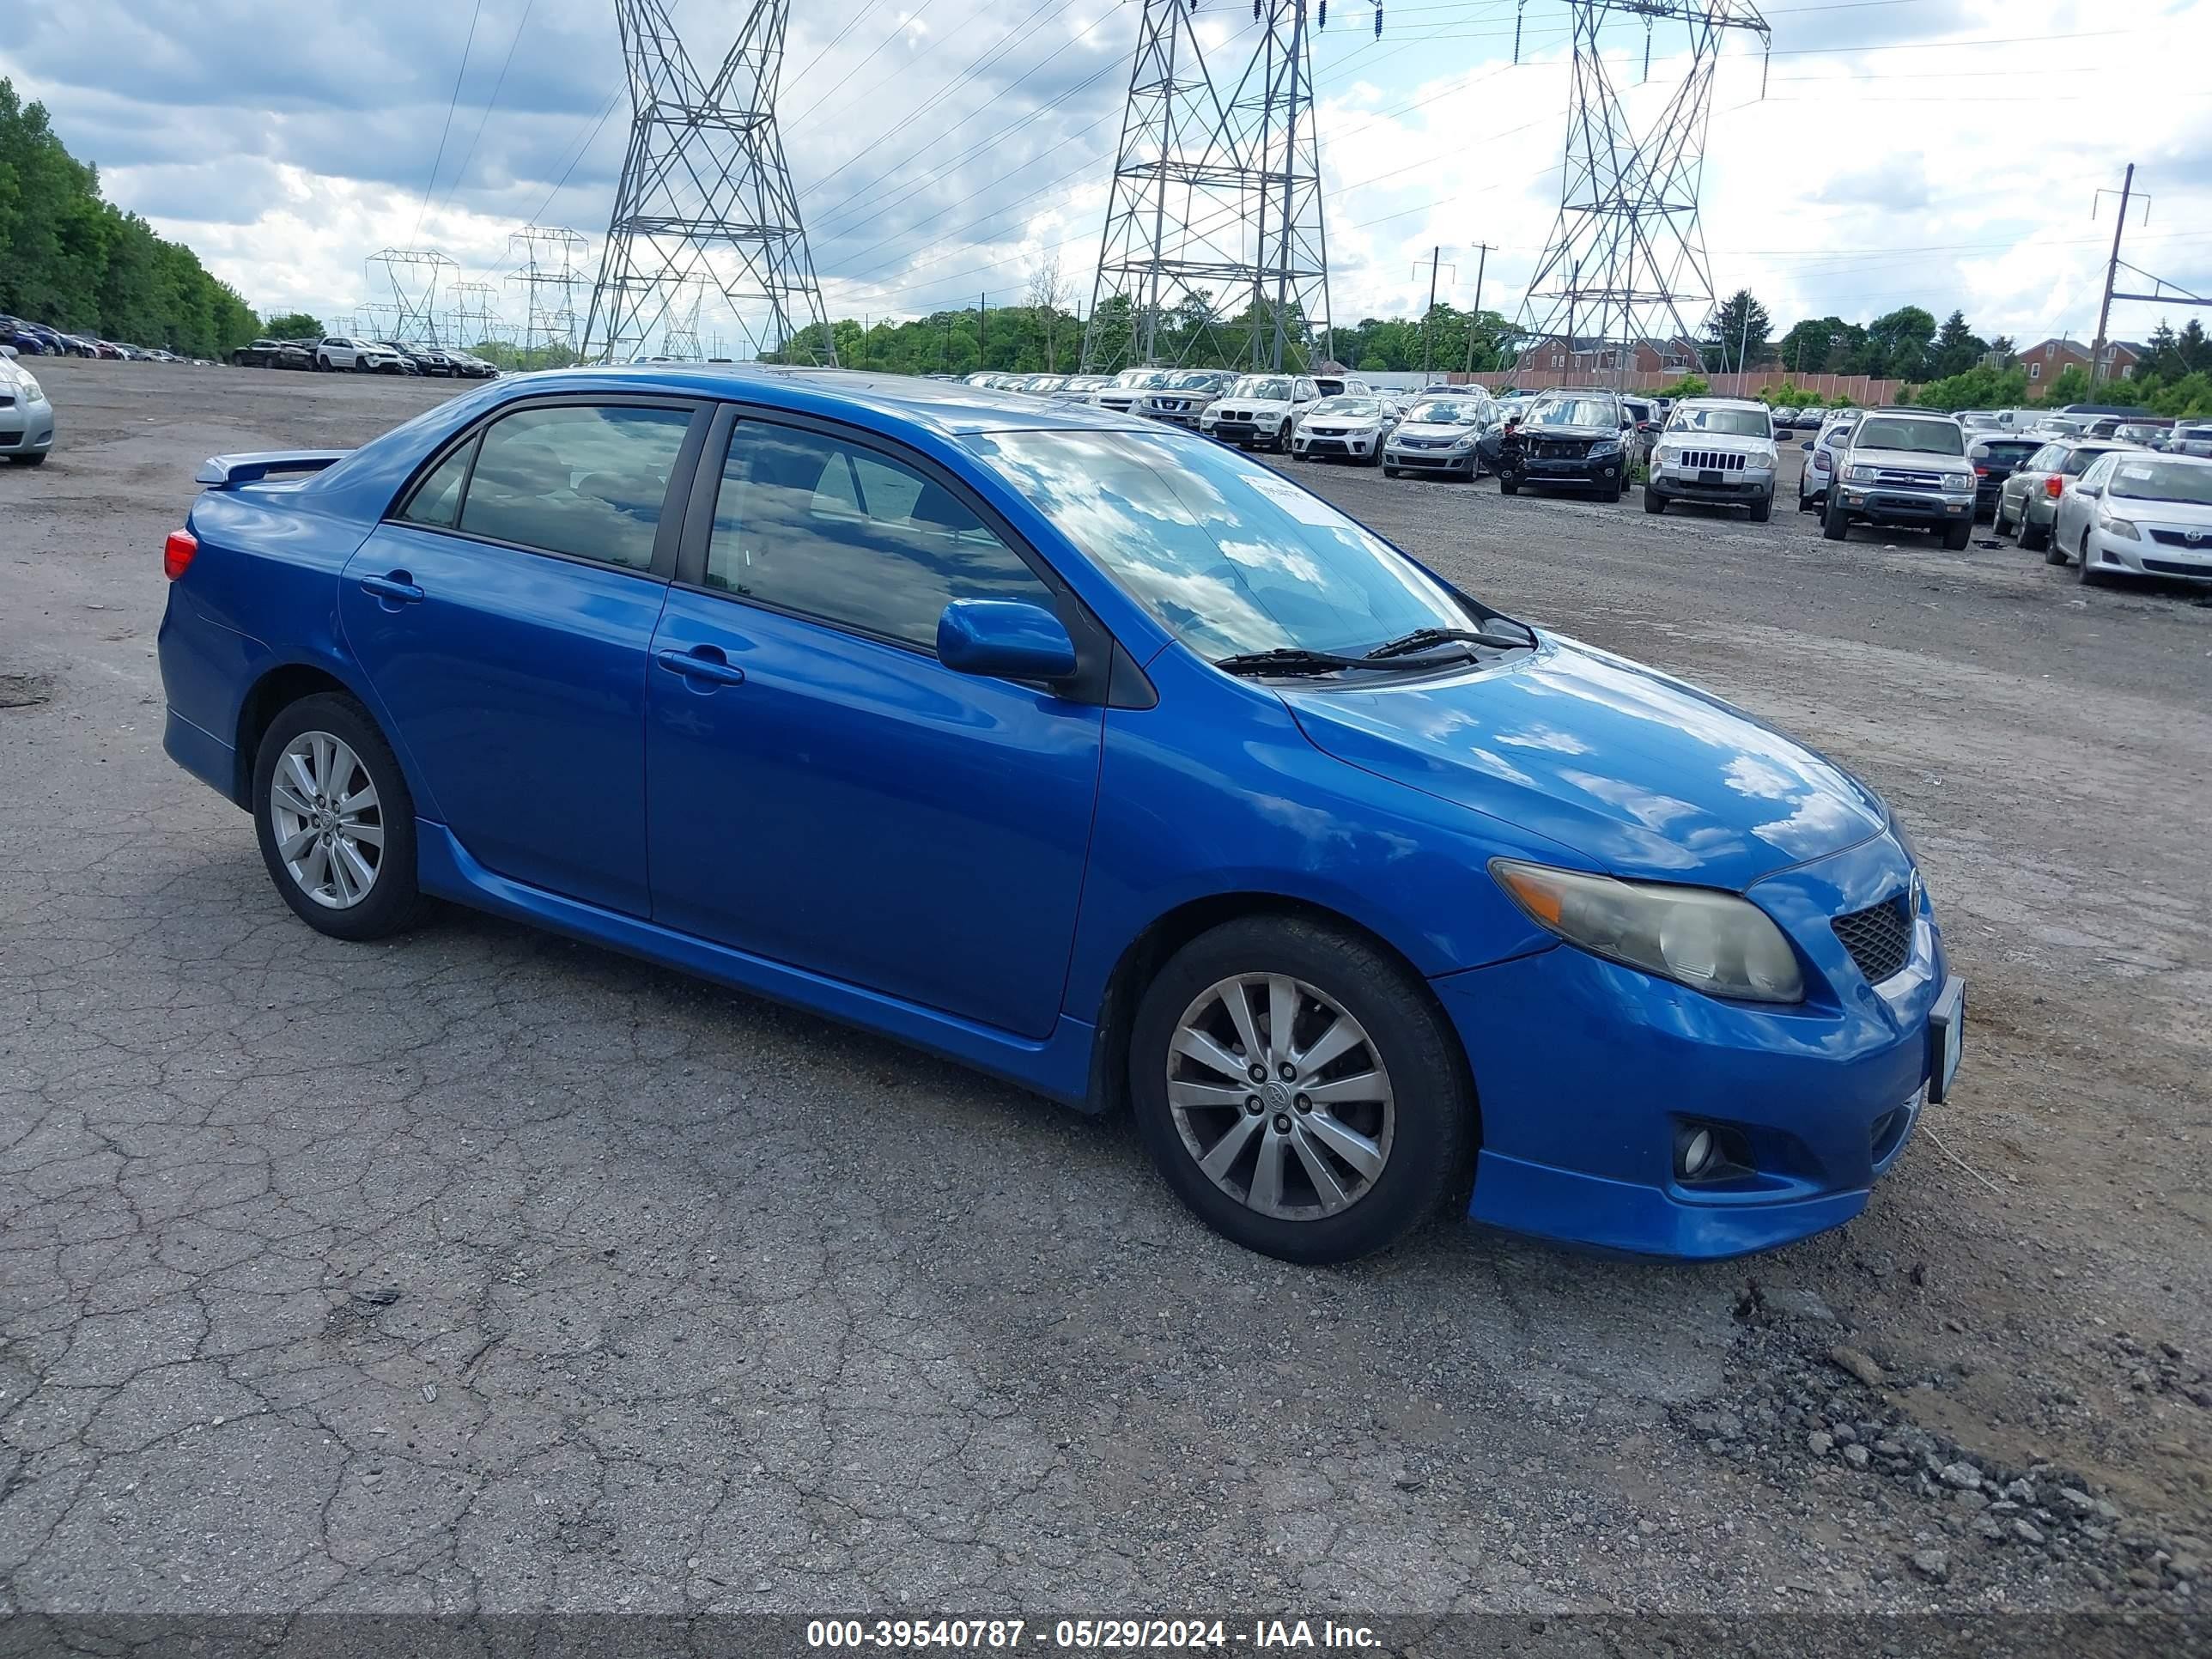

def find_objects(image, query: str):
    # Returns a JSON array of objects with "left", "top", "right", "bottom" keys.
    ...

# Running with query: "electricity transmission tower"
[
  {"left": 506, "top": 227, "right": 592, "bottom": 361},
  {"left": 1516, "top": 1, "right": 1770, "bottom": 385},
  {"left": 582, "top": 0, "right": 835, "bottom": 366},
  {"left": 447, "top": 282, "right": 502, "bottom": 349},
  {"left": 364, "top": 250, "right": 459, "bottom": 345},
  {"left": 1082, "top": 1, "right": 1379, "bottom": 374}
]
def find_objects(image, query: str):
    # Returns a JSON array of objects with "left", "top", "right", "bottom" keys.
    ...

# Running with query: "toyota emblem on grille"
[{"left": 2190, "top": 530, "right": 2207, "bottom": 545}]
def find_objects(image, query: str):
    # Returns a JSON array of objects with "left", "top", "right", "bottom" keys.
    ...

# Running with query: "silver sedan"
[{"left": 2048, "top": 451, "right": 2212, "bottom": 586}]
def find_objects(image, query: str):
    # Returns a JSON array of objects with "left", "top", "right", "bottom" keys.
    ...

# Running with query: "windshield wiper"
[
  {"left": 1362, "top": 625, "right": 1533, "bottom": 661},
  {"left": 1212, "top": 647, "right": 1381, "bottom": 678}
]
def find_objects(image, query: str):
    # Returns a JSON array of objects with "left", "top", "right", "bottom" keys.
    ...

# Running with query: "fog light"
[{"left": 1675, "top": 1126, "right": 1717, "bottom": 1180}]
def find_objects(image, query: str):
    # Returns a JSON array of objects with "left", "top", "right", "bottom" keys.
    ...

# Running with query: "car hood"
[
  {"left": 1280, "top": 635, "right": 1887, "bottom": 891},
  {"left": 1844, "top": 446, "right": 1971, "bottom": 472},
  {"left": 2112, "top": 495, "right": 2212, "bottom": 526},
  {"left": 1394, "top": 422, "right": 1480, "bottom": 440},
  {"left": 1661, "top": 432, "right": 1774, "bottom": 456}
]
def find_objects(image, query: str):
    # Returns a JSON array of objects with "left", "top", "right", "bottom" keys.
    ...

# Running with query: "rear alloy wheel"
[
  {"left": 1130, "top": 918, "right": 1474, "bottom": 1264},
  {"left": 253, "top": 693, "right": 425, "bottom": 941}
]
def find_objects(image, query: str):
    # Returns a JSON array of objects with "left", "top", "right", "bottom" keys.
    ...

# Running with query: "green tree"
[
  {"left": 1860, "top": 306, "right": 1939, "bottom": 380},
  {"left": 263, "top": 311, "right": 325, "bottom": 339},
  {"left": 1777, "top": 317, "right": 1844, "bottom": 375},
  {"left": 2039, "top": 363, "right": 2091, "bottom": 406},
  {"left": 1700, "top": 289, "right": 1773, "bottom": 373},
  {"left": 1930, "top": 310, "right": 1985, "bottom": 380}
]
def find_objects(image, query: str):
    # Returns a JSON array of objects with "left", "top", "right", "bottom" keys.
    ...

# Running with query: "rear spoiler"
[{"left": 195, "top": 450, "right": 351, "bottom": 489}]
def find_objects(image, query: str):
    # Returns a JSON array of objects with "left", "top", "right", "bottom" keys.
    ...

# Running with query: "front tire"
[
  {"left": 9, "top": 452, "right": 48, "bottom": 467},
  {"left": 1275, "top": 422, "right": 1293, "bottom": 453},
  {"left": 1942, "top": 520, "right": 1972, "bottom": 551},
  {"left": 1382, "top": 465, "right": 1399, "bottom": 478},
  {"left": 1498, "top": 477, "right": 1520, "bottom": 496},
  {"left": 1822, "top": 497, "right": 1850, "bottom": 541},
  {"left": 1749, "top": 495, "right": 1772, "bottom": 524},
  {"left": 1129, "top": 917, "right": 1475, "bottom": 1265},
  {"left": 1993, "top": 500, "right": 2013, "bottom": 536},
  {"left": 252, "top": 693, "right": 425, "bottom": 942},
  {"left": 2078, "top": 532, "right": 2107, "bottom": 585},
  {"left": 1643, "top": 484, "right": 1666, "bottom": 514}
]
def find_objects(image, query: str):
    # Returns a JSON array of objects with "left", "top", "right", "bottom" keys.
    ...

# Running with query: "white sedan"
[{"left": 2051, "top": 451, "right": 2212, "bottom": 586}]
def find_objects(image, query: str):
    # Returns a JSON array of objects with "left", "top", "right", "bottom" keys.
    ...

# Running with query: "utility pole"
[
  {"left": 2090, "top": 163, "right": 2136, "bottom": 389},
  {"left": 1463, "top": 241, "right": 1492, "bottom": 375},
  {"left": 980, "top": 292, "right": 988, "bottom": 369},
  {"left": 1415, "top": 247, "right": 1454, "bottom": 380}
]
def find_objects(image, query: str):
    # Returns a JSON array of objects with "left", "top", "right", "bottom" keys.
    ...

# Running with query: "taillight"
[
  {"left": 2045, "top": 476, "right": 2063, "bottom": 499},
  {"left": 1974, "top": 465, "right": 1990, "bottom": 475},
  {"left": 163, "top": 528, "right": 198, "bottom": 580}
]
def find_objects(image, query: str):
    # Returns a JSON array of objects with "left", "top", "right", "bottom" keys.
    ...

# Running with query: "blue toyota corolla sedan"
[{"left": 156, "top": 366, "right": 1962, "bottom": 1265}]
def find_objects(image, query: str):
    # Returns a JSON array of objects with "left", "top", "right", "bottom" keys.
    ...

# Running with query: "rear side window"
[
  {"left": 2026, "top": 444, "right": 2063, "bottom": 471},
  {"left": 705, "top": 421, "right": 1053, "bottom": 649},
  {"left": 399, "top": 440, "right": 476, "bottom": 529},
  {"left": 457, "top": 404, "right": 692, "bottom": 570}
]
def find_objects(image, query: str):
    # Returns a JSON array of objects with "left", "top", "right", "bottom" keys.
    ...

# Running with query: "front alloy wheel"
[
  {"left": 1130, "top": 917, "right": 1474, "bottom": 1263},
  {"left": 1166, "top": 973, "right": 1394, "bottom": 1222}
]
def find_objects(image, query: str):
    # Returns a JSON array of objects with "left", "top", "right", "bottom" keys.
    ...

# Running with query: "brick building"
[
  {"left": 1512, "top": 334, "right": 1702, "bottom": 377},
  {"left": 2016, "top": 337, "right": 2144, "bottom": 387}
]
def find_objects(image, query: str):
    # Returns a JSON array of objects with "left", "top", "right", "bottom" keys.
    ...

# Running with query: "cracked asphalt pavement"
[{"left": 2, "top": 362, "right": 2208, "bottom": 1625}]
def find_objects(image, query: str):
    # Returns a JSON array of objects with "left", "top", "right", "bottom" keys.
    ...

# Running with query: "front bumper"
[
  {"left": 1649, "top": 465, "right": 1773, "bottom": 504},
  {"left": 1386, "top": 446, "right": 1477, "bottom": 473},
  {"left": 1294, "top": 430, "right": 1382, "bottom": 459},
  {"left": 1511, "top": 452, "right": 1622, "bottom": 489},
  {"left": 0, "top": 406, "right": 56, "bottom": 455},
  {"left": 2087, "top": 526, "right": 2212, "bottom": 581},
  {"left": 1835, "top": 485, "right": 1973, "bottom": 526},
  {"left": 1440, "top": 830, "right": 1952, "bottom": 1260}
]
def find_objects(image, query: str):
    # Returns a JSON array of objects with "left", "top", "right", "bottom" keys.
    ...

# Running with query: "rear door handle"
[
  {"left": 655, "top": 647, "right": 746, "bottom": 687},
  {"left": 358, "top": 573, "right": 424, "bottom": 605}
]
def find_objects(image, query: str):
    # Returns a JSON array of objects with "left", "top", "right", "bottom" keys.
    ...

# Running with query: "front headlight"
[
  {"left": 20, "top": 374, "right": 46, "bottom": 404},
  {"left": 2098, "top": 512, "right": 2141, "bottom": 541},
  {"left": 1589, "top": 439, "right": 1621, "bottom": 457},
  {"left": 1653, "top": 443, "right": 1681, "bottom": 464},
  {"left": 1448, "top": 434, "right": 1475, "bottom": 451},
  {"left": 1846, "top": 464, "right": 1879, "bottom": 483},
  {"left": 1941, "top": 472, "right": 1975, "bottom": 495},
  {"left": 1491, "top": 859, "right": 1806, "bottom": 1004}
]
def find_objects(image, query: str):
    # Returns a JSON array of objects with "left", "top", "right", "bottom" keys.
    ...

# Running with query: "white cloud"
[{"left": 3, "top": 0, "right": 2208, "bottom": 354}]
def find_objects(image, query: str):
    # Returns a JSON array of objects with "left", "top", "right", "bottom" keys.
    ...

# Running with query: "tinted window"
[
  {"left": 2059, "top": 447, "right": 2114, "bottom": 477},
  {"left": 707, "top": 422, "right": 1052, "bottom": 649},
  {"left": 1972, "top": 440, "right": 2040, "bottom": 464},
  {"left": 399, "top": 439, "right": 476, "bottom": 528},
  {"left": 458, "top": 404, "right": 690, "bottom": 569}
]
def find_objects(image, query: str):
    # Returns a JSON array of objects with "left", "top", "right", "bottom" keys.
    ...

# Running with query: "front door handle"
[
  {"left": 655, "top": 647, "right": 746, "bottom": 688},
  {"left": 359, "top": 573, "right": 424, "bottom": 605}
]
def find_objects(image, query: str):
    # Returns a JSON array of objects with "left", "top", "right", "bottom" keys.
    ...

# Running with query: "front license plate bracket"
[{"left": 1927, "top": 977, "right": 1965, "bottom": 1103}]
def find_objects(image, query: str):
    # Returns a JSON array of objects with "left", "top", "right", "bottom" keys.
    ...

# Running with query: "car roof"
[
  {"left": 1677, "top": 396, "right": 1766, "bottom": 410},
  {"left": 501, "top": 362, "right": 1159, "bottom": 437}
]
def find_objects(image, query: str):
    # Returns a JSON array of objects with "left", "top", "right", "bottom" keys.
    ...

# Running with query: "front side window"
[
  {"left": 1851, "top": 417, "right": 1965, "bottom": 456},
  {"left": 706, "top": 422, "right": 1053, "bottom": 649},
  {"left": 966, "top": 428, "right": 1474, "bottom": 664},
  {"left": 457, "top": 404, "right": 691, "bottom": 569}
]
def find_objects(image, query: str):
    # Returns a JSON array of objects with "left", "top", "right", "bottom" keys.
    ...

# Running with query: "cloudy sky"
[{"left": 5, "top": 0, "right": 2209, "bottom": 356}]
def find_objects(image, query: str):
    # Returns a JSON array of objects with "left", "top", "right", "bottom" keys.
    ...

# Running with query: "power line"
[
  {"left": 435, "top": 0, "right": 538, "bottom": 217},
  {"left": 412, "top": 0, "right": 487, "bottom": 244}
]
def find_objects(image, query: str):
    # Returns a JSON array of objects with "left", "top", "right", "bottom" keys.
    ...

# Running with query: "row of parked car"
[
  {"left": 2, "top": 314, "right": 210, "bottom": 364},
  {"left": 229, "top": 337, "right": 501, "bottom": 378},
  {"left": 1790, "top": 403, "right": 2212, "bottom": 586}
]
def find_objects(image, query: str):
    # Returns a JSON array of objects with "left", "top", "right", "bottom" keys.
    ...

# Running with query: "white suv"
[
  {"left": 1200, "top": 374, "right": 1320, "bottom": 452},
  {"left": 1644, "top": 397, "right": 1778, "bottom": 520},
  {"left": 316, "top": 337, "right": 404, "bottom": 374}
]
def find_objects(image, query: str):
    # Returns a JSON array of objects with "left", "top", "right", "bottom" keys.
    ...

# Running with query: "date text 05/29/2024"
[{"left": 805, "top": 1618, "right": 1382, "bottom": 1650}]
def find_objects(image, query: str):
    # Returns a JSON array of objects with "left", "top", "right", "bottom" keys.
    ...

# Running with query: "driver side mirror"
[
  {"left": 1802, "top": 441, "right": 1814, "bottom": 452},
  {"left": 2077, "top": 483, "right": 2102, "bottom": 499},
  {"left": 937, "top": 600, "right": 1077, "bottom": 682}
]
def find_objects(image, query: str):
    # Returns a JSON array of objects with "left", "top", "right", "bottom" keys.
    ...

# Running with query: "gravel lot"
[{"left": 2, "top": 361, "right": 2208, "bottom": 1630}]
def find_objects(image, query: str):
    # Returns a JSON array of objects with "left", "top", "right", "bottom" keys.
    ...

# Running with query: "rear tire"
[
  {"left": 252, "top": 693, "right": 426, "bottom": 943},
  {"left": 1128, "top": 917, "right": 1475, "bottom": 1266}
]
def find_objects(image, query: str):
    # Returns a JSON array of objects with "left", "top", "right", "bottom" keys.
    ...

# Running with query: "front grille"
[
  {"left": 1870, "top": 467, "right": 1942, "bottom": 489},
  {"left": 1399, "top": 437, "right": 1449, "bottom": 448},
  {"left": 1534, "top": 441, "right": 1589, "bottom": 460},
  {"left": 2148, "top": 528, "right": 2212, "bottom": 549},
  {"left": 1832, "top": 894, "right": 1911, "bottom": 985},
  {"left": 1308, "top": 426, "right": 1347, "bottom": 436},
  {"left": 1677, "top": 449, "right": 1746, "bottom": 471}
]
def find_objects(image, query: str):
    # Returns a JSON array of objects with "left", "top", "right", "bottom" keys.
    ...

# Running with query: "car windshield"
[
  {"left": 1309, "top": 398, "right": 1381, "bottom": 416},
  {"left": 2114, "top": 424, "right": 2164, "bottom": 443},
  {"left": 966, "top": 428, "right": 1475, "bottom": 663},
  {"left": 1528, "top": 397, "right": 1615, "bottom": 428},
  {"left": 1669, "top": 407, "right": 1771, "bottom": 437},
  {"left": 1853, "top": 416, "right": 1964, "bottom": 456},
  {"left": 1112, "top": 369, "right": 1164, "bottom": 388},
  {"left": 1165, "top": 372, "right": 1223, "bottom": 390},
  {"left": 1405, "top": 400, "right": 1485, "bottom": 426},
  {"left": 2108, "top": 459, "right": 2212, "bottom": 505},
  {"left": 1231, "top": 377, "right": 1293, "bottom": 401}
]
